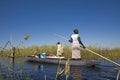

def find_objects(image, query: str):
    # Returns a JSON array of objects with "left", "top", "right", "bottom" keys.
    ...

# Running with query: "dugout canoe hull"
[{"left": 26, "top": 56, "right": 100, "bottom": 67}]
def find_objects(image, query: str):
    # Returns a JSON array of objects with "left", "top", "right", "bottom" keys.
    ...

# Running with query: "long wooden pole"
[
  {"left": 54, "top": 33, "right": 68, "bottom": 41},
  {"left": 55, "top": 33, "right": 120, "bottom": 67},
  {"left": 86, "top": 48, "right": 120, "bottom": 67}
]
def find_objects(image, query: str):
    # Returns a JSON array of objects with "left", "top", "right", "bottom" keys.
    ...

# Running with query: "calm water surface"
[{"left": 0, "top": 57, "right": 120, "bottom": 80}]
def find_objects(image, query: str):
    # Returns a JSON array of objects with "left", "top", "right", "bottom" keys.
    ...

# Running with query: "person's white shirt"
[
  {"left": 71, "top": 34, "right": 79, "bottom": 44},
  {"left": 57, "top": 44, "right": 62, "bottom": 51}
]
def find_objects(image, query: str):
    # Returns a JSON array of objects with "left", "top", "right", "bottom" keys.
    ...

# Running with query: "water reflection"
[
  {"left": 9, "top": 57, "right": 15, "bottom": 80},
  {"left": 71, "top": 66, "right": 82, "bottom": 80},
  {"left": 9, "top": 57, "right": 15, "bottom": 69},
  {"left": 38, "top": 65, "right": 44, "bottom": 71},
  {"left": 37, "top": 64, "right": 83, "bottom": 80},
  {"left": 1, "top": 57, "right": 120, "bottom": 80}
]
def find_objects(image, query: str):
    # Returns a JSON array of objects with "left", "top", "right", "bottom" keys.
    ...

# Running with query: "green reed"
[{"left": 0, "top": 45, "right": 120, "bottom": 59}]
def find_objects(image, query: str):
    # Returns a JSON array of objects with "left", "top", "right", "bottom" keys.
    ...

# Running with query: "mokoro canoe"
[{"left": 26, "top": 56, "right": 100, "bottom": 67}]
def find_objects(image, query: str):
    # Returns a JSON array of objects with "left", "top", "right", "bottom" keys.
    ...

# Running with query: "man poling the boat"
[{"left": 68, "top": 28, "right": 86, "bottom": 59}]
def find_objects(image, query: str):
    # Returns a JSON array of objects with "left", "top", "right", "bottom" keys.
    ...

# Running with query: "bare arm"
[
  {"left": 78, "top": 37, "right": 86, "bottom": 48},
  {"left": 68, "top": 37, "right": 73, "bottom": 43}
]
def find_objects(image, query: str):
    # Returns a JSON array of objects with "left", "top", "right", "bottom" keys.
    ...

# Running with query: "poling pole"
[
  {"left": 54, "top": 33, "right": 68, "bottom": 41},
  {"left": 55, "top": 33, "right": 120, "bottom": 67},
  {"left": 86, "top": 48, "right": 120, "bottom": 67}
]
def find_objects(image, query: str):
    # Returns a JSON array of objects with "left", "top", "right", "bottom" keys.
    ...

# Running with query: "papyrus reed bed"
[{"left": 0, "top": 45, "right": 120, "bottom": 59}]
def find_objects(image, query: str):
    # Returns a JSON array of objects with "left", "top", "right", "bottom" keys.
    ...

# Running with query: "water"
[{"left": 0, "top": 57, "right": 120, "bottom": 80}]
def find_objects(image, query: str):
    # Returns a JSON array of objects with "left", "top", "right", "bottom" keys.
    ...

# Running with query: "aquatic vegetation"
[
  {"left": 0, "top": 65, "right": 30, "bottom": 80},
  {"left": 56, "top": 68, "right": 64, "bottom": 80},
  {"left": 116, "top": 70, "right": 120, "bottom": 80},
  {"left": 55, "top": 58, "right": 70, "bottom": 80},
  {"left": 65, "top": 59, "right": 70, "bottom": 80},
  {"left": 55, "top": 58, "right": 64, "bottom": 80},
  {"left": 0, "top": 45, "right": 120, "bottom": 59},
  {"left": 24, "top": 34, "right": 31, "bottom": 40},
  {"left": 0, "top": 57, "right": 30, "bottom": 80}
]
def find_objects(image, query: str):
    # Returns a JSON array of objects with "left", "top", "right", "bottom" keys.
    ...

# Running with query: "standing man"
[
  {"left": 68, "top": 29, "right": 86, "bottom": 59},
  {"left": 56, "top": 42, "right": 64, "bottom": 57}
]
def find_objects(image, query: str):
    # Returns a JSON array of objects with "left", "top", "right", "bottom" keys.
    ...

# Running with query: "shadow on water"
[{"left": 0, "top": 57, "right": 120, "bottom": 80}]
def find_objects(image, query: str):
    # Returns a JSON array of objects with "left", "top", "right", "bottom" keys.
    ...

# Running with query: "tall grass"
[{"left": 0, "top": 45, "right": 120, "bottom": 59}]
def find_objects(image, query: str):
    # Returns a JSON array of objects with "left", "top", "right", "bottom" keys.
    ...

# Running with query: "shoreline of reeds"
[{"left": 0, "top": 45, "right": 120, "bottom": 59}]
